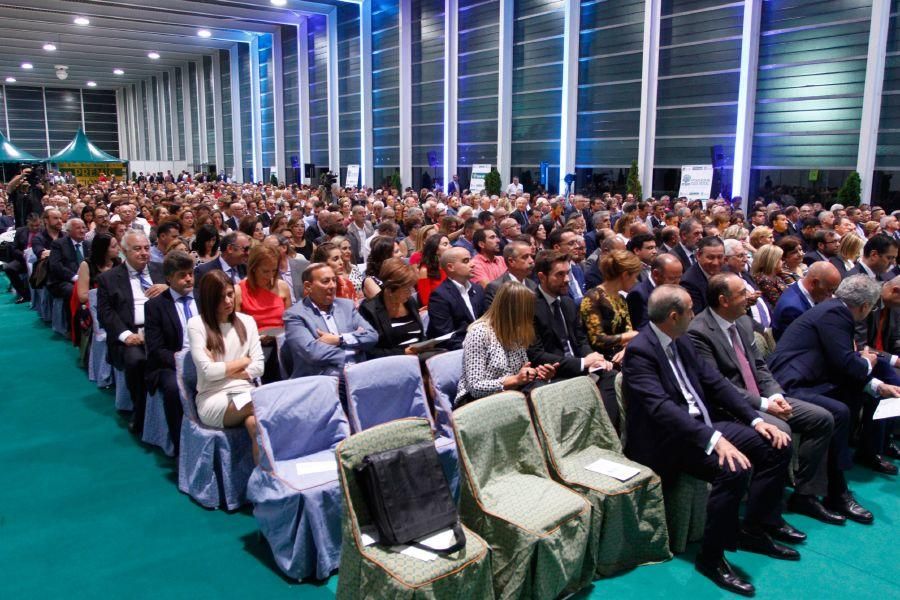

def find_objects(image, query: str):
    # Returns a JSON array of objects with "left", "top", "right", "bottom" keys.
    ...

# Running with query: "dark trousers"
[
  {"left": 5, "top": 261, "right": 29, "bottom": 300},
  {"left": 155, "top": 368, "right": 182, "bottom": 455},
  {"left": 596, "top": 370, "right": 620, "bottom": 434},
  {"left": 786, "top": 387, "right": 852, "bottom": 498},
  {"left": 757, "top": 396, "right": 834, "bottom": 497},
  {"left": 673, "top": 421, "right": 792, "bottom": 559},
  {"left": 124, "top": 345, "right": 148, "bottom": 433}
]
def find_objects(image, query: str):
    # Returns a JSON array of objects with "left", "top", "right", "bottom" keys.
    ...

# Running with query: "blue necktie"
[
  {"left": 178, "top": 296, "right": 193, "bottom": 320},
  {"left": 137, "top": 271, "right": 152, "bottom": 292}
]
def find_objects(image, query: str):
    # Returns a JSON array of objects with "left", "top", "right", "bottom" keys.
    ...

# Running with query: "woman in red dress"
[{"left": 416, "top": 232, "right": 449, "bottom": 308}]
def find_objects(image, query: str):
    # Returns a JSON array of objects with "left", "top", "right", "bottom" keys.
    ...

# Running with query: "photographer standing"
[{"left": 8, "top": 166, "right": 44, "bottom": 228}]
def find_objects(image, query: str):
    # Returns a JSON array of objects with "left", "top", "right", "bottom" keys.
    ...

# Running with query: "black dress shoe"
[
  {"left": 763, "top": 521, "right": 807, "bottom": 544},
  {"left": 885, "top": 441, "right": 900, "bottom": 461},
  {"left": 787, "top": 493, "right": 846, "bottom": 525},
  {"left": 854, "top": 453, "right": 898, "bottom": 475},
  {"left": 695, "top": 555, "right": 755, "bottom": 597},
  {"left": 738, "top": 528, "right": 801, "bottom": 560},
  {"left": 14, "top": 296, "right": 27, "bottom": 304},
  {"left": 824, "top": 492, "right": 874, "bottom": 525}
]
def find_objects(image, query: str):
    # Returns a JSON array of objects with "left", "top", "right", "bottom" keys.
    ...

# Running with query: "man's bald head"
[
  {"left": 882, "top": 275, "right": 900, "bottom": 309},
  {"left": 804, "top": 261, "right": 841, "bottom": 304}
]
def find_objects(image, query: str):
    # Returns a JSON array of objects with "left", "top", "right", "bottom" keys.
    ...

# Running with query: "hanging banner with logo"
[
  {"left": 58, "top": 162, "right": 128, "bottom": 184},
  {"left": 470, "top": 163, "right": 491, "bottom": 194},
  {"left": 677, "top": 165, "right": 714, "bottom": 204},
  {"left": 345, "top": 164, "right": 360, "bottom": 188}
]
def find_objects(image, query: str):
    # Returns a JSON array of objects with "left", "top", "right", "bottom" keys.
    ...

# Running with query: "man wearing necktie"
[
  {"left": 194, "top": 232, "right": 250, "bottom": 294},
  {"left": 97, "top": 231, "right": 167, "bottom": 436},
  {"left": 622, "top": 285, "right": 793, "bottom": 597},
  {"left": 48, "top": 218, "right": 91, "bottom": 305}
]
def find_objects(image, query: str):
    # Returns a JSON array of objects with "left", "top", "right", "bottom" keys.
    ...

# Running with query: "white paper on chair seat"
[
  {"left": 295, "top": 460, "right": 338, "bottom": 477},
  {"left": 873, "top": 397, "right": 900, "bottom": 420},
  {"left": 416, "top": 528, "right": 456, "bottom": 551},
  {"left": 584, "top": 457, "right": 640, "bottom": 481},
  {"left": 228, "top": 390, "right": 253, "bottom": 410},
  {"left": 359, "top": 526, "right": 378, "bottom": 547},
  {"left": 399, "top": 545, "right": 438, "bottom": 561}
]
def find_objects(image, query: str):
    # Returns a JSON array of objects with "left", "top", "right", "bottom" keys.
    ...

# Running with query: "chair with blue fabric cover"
[
  {"left": 345, "top": 355, "right": 459, "bottom": 497},
  {"left": 175, "top": 349, "right": 254, "bottom": 510},
  {"left": 453, "top": 391, "right": 594, "bottom": 599},
  {"left": 247, "top": 376, "right": 349, "bottom": 580},
  {"left": 87, "top": 288, "right": 113, "bottom": 388},
  {"left": 613, "top": 373, "right": 707, "bottom": 554},
  {"left": 275, "top": 332, "right": 292, "bottom": 380},
  {"left": 142, "top": 390, "right": 175, "bottom": 457},
  {"left": 36, "top": 286, "right": 52, "bottom": 322},
  {"left": 335, "top": 418, "right": 493, "bottom": 600},
  {"left": 424, "top": 350, "right": 463, "bottom": 440},
  {"left": 530, "top": 376, "right": 671, "bottom": 576},
  {"left": 51, "top": 295, "right": 67, "bottom": 336},
  {"left": 113, "top": 368, "right": 133, "bottom": 411}
]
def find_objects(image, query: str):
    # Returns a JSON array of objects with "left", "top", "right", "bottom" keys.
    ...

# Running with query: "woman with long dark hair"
[
  {"left": 416, "top": 232, "right": 449, "bottom": 307},
  {"left": 192, "top": 223, "right": 221, "bottom": 264},
  {"left": 363, "top": 236, "right": 402, "bottom": 300},
  {"left": 76, "top": 233, "right": 121, "bottom": 304},
  {"left": 187, "top": 270, "right": 265, "bottom": 463}
]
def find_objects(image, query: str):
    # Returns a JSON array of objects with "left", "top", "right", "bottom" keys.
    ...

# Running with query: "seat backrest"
[
  {"left": 530, "top": 376, "right": 622, "bottom": 468},
  {"left": 252, "top": 376, "right": 350, "bottom": 467},
  {"left": 453, "top": 392, "right": 548, "bottom": 495},
  {"left": 175, "top": 349, "right": 201, "bottom": 422},
  {"left": 425, "top": 350, "right": 463, "bottom": 440},
  {"left": 88, "top": 288, "right": 105, "bottom": 339},
  {"left": 336, "top": 418, "right": 434, "bottom": 533},
  {"left": 344, "top": 355, "right": 432, "bottom": 431},
  {"left": 275, "top": 332, "right": 292, "bottom": 380}
]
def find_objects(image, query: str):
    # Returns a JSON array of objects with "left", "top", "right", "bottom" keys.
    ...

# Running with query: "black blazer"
[
  {"left": 622, "top": 327, "right": 759, "bottom": 476},
  {"left": 527, "top": 291, "right": 593, "bottom": 378},
  {"left": 484, "top": 272, "right": 537, "bottom": 309},
  {"left": 669, "top": 244, "right": 693, "bottom": 273},
  {"left": 426, "top": 278, "right": 485, "bottom": 350},
  {"left": 97, "top": 262, "right": 166, "bottom": 369},
  {"left": 48, "top": 235, "right": 91, "bottom": 297},
  {"left": 11, "top": 226, "right": 31, "bottom": 263},
  {"left": 625, "top": 276, "right": 654, "bottom": 330},
  {"left": 359, "top": 294, "right": 425, "bottom": 359},
  {"left": 30, "top": 229, "right": 57, "bottom": 260},
  {"left": 195, "top": 258, "right": 246, "bottom": 285},
  {"left": 680, "top": 262, "right": 710, "bottom": 314},
  {"left": 510, "top": 209, "right": 529, "bottom": 230},
  {"left": 829, "top": 256, "right": 853, "bottom": 280},
  {"left": 144, "top": 289, "right": 187, "bottom": 393}
]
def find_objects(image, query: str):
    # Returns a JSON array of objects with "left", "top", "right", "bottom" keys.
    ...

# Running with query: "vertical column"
[
  {"left": 79, "top": 88, "right": 86, "bottom": 130},
  {"left": 131, "top": 85, "right": 142, "bottom": 160},
  {"left": 197, "top": 61, "right": 209, "bottom": 166},
  {"left": 858, "top": 0, "right": 892, "bottom": 204},
  {"left": 115, "top": 88, "right": 126, "bottom": 159},
  {"left": 326, "top": 9, "right": 342, "bottom": 175},
  {"left": 41, "top": 87, "right": 50, "bottom": 156},
  {"left": 147, "top": 79, "right": 158, "bottom": 161},
  {"left": 497, "top": 0, "right": 514, "bottom": 185},
  {"left": 637, "top": 0, "right": 661, "bottom": 199},
  {"left": 250, "top": 36, "right": 263, "bottom": 181},
  {"left": 298, "top": 21, "right": 312, "bottom": 183},
  {"left": 2, "top": 84, "right": 10, "bottom": 139},
  {"left": 169, "top": 69, "right": 180, "bottom": 161},
  {"left": 557, "top": 0, "right": 580, "bottom": 194},
  {"left": 732, "top": 0, "right": 762, "bottom": 207},
  {"left": 273, "top": 28, "right": 287, "bottom": 183},
  {"left": 399, "top": 0, "right": 413, "bottom": 189},
  {"left": 211, "top": 53, "right": 225, "bottom": 172},
  {"left": 182, "top": 66, "right": 194, "bottom": 168},
  {"left": 443, "top": 0, "right": 458, "bottom": 189},
  {"left": 156, "top": 75, "right": 168, "bottom": 160},
  {"left": 229, "top": 45, "right": 243, "bottom": 182},
  {"left": 359, "top": 0, "right": 374, "bottom": 187}
]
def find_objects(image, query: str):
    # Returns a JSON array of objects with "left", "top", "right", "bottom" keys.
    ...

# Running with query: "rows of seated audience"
[{"left": 3, "top": 174, "right": 900, "bottom": 597}]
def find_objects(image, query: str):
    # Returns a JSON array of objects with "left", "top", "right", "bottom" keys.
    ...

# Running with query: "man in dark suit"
[
  {"left": 626, "top": 232, "right": 657, "bottom": 282},
  {"left": 48, "top": 218, "right": 90, "bottom": 303},
  {"left": 5, "top": 214, "right": 41, "bottom": 303},
  {"left": 224, "top": 200, "right": 245, "bottom": 231},
  {"left": 446, "top": 174, "right": 461, "bottom": 196},
  {"left": 680, "top": 236, "right": 724, "bottom": 315},
  {"left": 803, "top": 229, "right": 840, "bottom": 266},
  {"left": 144, "top": 251, "right": 196, "bottom": 455},
  {"left": 97, "top": 230, "right": 167, "bottom": 436},
  {"left": 688, "top": 274, "right": 837, "bottom": 525},
  {"left": 722, "top": 239, "right": 773, "bottom": 333},
  {"left": 768, "top": 276, "right": 900, "bottom": 523},
  {"left": 195, "top": 232, "right": 249, "bottom": 286},
  {"left": 31, "top": 207, "right": 63, "bottom": 263},
  {"left": 771, "top": 262, "right": 841, "bottom": 340},
  {"left": 626, "top": 253, "right": 682, "bottom": 329},
  {"left": 622, "top": 285, "right": 795, "bottom": 596},
  {"left": 258, "top": 198, "right": 278, "bottom": 228},
  {"left": 427, "top": 247, "right": 485, "bottom": 350},
  {"left": 509, "top": 196, "right": 530, "bottom": 230},
  {"left": 669, "top": 217, "right": 703, "bottom": 272},
  {"left": 484, "top": 240, "right": 537, "bottom": 308}
]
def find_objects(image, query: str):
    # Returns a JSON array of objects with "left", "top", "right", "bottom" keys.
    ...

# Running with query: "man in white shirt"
[{"left": 506, "top": 176, "right": 523, "bottom": 196}]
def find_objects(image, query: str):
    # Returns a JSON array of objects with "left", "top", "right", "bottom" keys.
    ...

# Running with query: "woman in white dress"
[{"left": 188, "top": 269, "right": 265, "bottom": 463}]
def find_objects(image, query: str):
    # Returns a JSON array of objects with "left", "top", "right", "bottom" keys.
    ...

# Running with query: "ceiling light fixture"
[
  {"left": 21, "top": 63, "right": 33, "bottom": 70},
  {"left": 148, "top": 52, "right": 160, "bottom": 59},
  {"left": 86, "top": 81, "right": 97, "bottom": 87},
  {"left": 43, "top": 43, "right": 57, "bottom": 52},
  {"left": 271, "top": 0, "right": 287, "bottom": 6},
  {"left": 74, "top": 17, "right": 90, "bottom": 26},
  {"left": 113, "top": 68, "right": 124, "bottom": 75},
  {"left": 198, "top": 29, "right": 212, "bottom": 38},
  {"left": 5, "top": 77, "right": 15, "bottom": 83}
]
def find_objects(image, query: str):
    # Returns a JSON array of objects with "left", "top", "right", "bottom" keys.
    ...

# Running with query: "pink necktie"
[{"left": 729, "top": 326, "right": 760, "bottom": 398}]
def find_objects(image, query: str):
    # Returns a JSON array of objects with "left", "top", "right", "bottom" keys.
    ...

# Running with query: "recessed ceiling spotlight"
[
  {"left": 43, "top": 43, "right": 57, "bottom": 51},
  {"left": 198, "top": 29, "right": 212, "bottom": 38},
  {"left": 148, "top": 52, "right": 160, "bottom": 59},
  {"left": 74, "top": 17, "right": 90, "bottom": 26},
  {"left": 113, "top": 68, "right": 124, "bottom": 75},
  {"left": 86, "top": 81, "right": 97, "bottom": 87},
  {"left": 5, "top": 77, "right": 16, "bottom": 83},
  {"left": 271, "top": 0, "right": 287, "bottom": 6},
  {"left": 21, "top": 63, "right": 33, "bottom": 70}
]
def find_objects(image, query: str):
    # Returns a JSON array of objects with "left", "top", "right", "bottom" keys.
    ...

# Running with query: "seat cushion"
[
  {"left": 481, "top": 473, "right": 590, "bottom": 533},
  {"left": 554, "top": 447, "right": 658, "bottom": 495}
]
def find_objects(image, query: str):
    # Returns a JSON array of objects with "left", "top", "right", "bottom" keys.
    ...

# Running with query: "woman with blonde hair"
[
  {"left": 830, "top": 232, "right": 865, "bottom": 279},
  {"left": 751, "top": 244, "right": 788, "bottom": 306},
  {"left": 749, "top": 226, "right": 775, "bottom": 251},
  {"left": 408, "top": 223, "right": 439, "bottom": 266},
  {"left": 456, "top": 282, "right": 558, "bottom": 405},
  {"left": 235, "top": 244, "right": 292, "bottom": 331}
]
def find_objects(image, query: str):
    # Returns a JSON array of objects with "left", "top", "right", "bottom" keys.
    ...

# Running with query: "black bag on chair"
[
  {"left": 29, "top": 257, "right": 49, "bottom": 289},
  {"left": 355, "top": 440, "right": 466, "bottom": 553}
]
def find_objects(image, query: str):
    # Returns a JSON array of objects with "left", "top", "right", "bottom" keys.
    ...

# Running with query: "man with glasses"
[
  {"left": 723, "top": 239, "right": 772, "bottom": 333},
  {"left": 195, "top": 232, "right": 250, "bottom": 286},
  {"left": 803, "top": 229, "right": 840, "bottom": 266},
  {"left": 86, "top": 207, "right": 111, "bottom": 242}
]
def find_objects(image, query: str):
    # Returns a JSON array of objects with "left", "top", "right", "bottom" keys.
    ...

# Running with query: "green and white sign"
[{"left": 470, "top": 163, "right": 491, "bottom": 194}]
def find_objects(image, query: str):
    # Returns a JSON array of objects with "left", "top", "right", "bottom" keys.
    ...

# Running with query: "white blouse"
[{"left": 457, "top": 320, "right": 528, "bottom": 401}]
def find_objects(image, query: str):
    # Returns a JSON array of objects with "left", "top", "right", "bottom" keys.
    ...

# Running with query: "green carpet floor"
[{"left": 1, "top": 284, "right": 898, "bottom": 599}]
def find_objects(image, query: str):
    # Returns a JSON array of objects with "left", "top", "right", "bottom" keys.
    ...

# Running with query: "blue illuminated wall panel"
[
  {"left": 282, "top": 25, "right": 301, "bottom": 184},
  {"left": 238, "top": 44, "right": 254, "bottom": 177},
  {"left": 412, "top": 0, "right": 445, "bottom": 188},
  {"left": 203, "top": 56, "right": 216, "bottom": 164},
  {"left": 220, "top": 50, "right": 234, "bottom": 173},
  {"left": 259, "top": 34, "right": 275, "bottom": 170},
  {"left": 188, "top": 62, "right": 202, "bottom": 166},
  {"left": 372, "top": 0, "right": 400, "bottom": 185},
  {"left": 308, "top": 15, "right": 330, "bottom": 171},
  {"left": 877, "top": 0, "right": 900, "bottom": 168},
  {"left": 338, "top": 3, "right": 362, "bottom": 183},
  {"left": 175, "top": 66, "right": 185, "bottom": 161}
]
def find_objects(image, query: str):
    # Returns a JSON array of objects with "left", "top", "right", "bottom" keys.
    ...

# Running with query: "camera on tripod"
[{"left": 21, "top": 163, "right": 45, "bottom": 186}]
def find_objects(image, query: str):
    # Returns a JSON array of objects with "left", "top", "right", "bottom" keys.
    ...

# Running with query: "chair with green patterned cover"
[
  {"left": 613, "top": 371, "right": 709, "bottom": 554},
  {"left": 335, "top": 418, "right": 493, "bottom": 599},
  {"left": 530, "top": 376, "right": 672, "bottom": 576},
  {"left": 453, "top": 391, "right": 594, "bottom": 599}
]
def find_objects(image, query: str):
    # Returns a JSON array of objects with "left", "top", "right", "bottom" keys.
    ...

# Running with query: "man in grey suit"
[
  {"left": 283, "top": 263, "right": 378, "bottom": 379},
  {"left": 688, "top": 273, "right": 838, "bottom": 527},
  {"left": 484, "top": 239, "right": 537, "bottom": 308}
]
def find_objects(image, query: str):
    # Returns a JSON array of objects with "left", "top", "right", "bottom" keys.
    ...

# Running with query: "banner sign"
[
  {"left": 677, "top": 165, "right": 714, "bottom": 203},
  {"left": 470, "top": 163, "right": 491, "bottom": 194},
  {"left": 58, "top": 162, "right": 128, "bottom": 183},
  {"left": 345, "top": 164, "right": 360, "bottom": 188}
]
